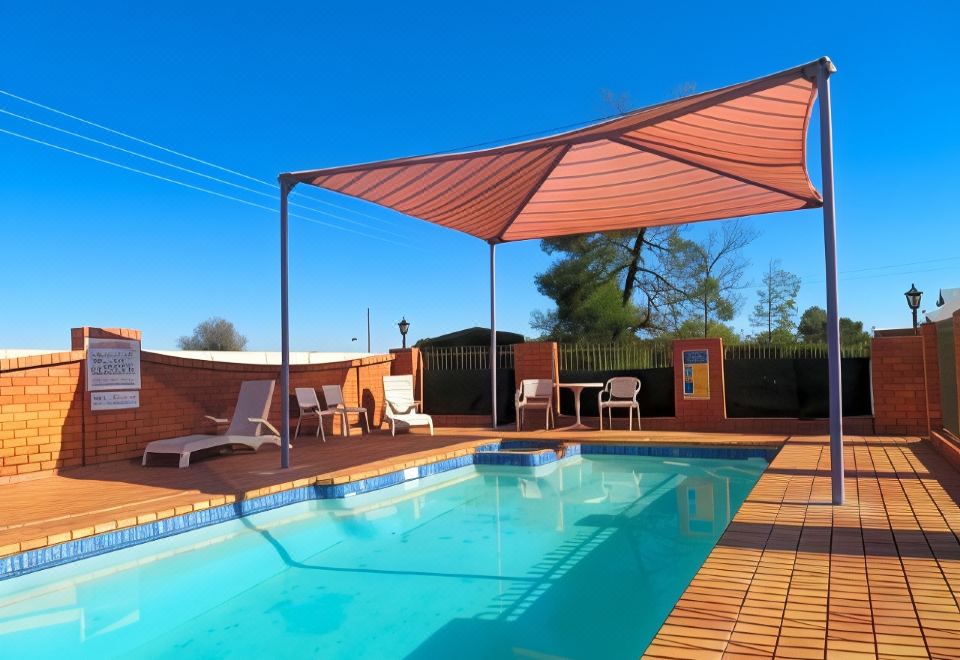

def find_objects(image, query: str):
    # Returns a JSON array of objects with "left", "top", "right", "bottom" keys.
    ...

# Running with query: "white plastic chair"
[
  {"left": 515, "top": 378, "right": 554, "bottom": 431},
  {"left": 142, "top": 380, "right": 280, "bottom": 468},
  {"left": 294, "top": 387, "right": 345, "bottom": 442},
  {"left": 598, "top": 376, "right": 641, "bottom": 430},
  {"left": 383, "top": 375, "right": 433, "bottom": 436},
  {"left": 321, "top": 384, "right": 370, "bottom": 435}
]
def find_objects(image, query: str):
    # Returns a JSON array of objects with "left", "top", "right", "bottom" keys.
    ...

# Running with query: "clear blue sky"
[{"left": 1, "top": 2, "right": 957, "bottom": 351}]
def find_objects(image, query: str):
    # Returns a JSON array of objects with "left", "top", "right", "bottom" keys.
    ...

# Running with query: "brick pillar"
[
  {"left": 389, "top": 348, "right": 422, "bottom": 405},
  {"left": 71, "top": 327, "right": 142, "bottom": 350},
  {"left": 920, "top": 323, "right": 943, "bottom": 433},
  {"left": 672, "top": 338, "right": 726, "bottom": 426},
  {"left": 513, "top": 342, "right": 560, "bottom": 415},
  {"left": 871, "top": 335, "right": 928, "bottom": 436}
]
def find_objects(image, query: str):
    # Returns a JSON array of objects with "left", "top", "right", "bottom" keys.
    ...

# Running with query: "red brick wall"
[
  {"left": 0, "top": 351, "right": 85, "bottom": 480},
  {"left": 1, "top": 341, "right": 395, "bottom": 482},
  {"left": 673, "top": 338, "right": 726, "bottom": 424},
  {"left": 389, "top": 348, "right": 423, "bottom": 404},
  {"left": 920, "top": 323, "right": 943, "bottom": 433},
  {"left": 872, "top": 335, "right": 928, "bottom": 436}
]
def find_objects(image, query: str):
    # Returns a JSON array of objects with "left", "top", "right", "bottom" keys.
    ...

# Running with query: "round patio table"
[{"left": 557, "top": 382, "right": 604, "bottom": 430}]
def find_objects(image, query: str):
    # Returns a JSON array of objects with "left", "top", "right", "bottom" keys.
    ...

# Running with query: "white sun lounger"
[
  {"left": 142, "top": 380, "right": 280, "bottom": 468},
  {"left": 383, "top": 375, "right": 433, "bottom": 436}
]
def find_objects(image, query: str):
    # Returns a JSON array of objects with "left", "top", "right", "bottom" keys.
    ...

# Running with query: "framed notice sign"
[
  {"left": 87, "top": 338, "right": 142, "bottom": 392},
  {"left": 682, "top": 349, "right": 710, "bottom": 399},
  {"left": 90, "top": 390, "right": 140, "bottom": 411}
]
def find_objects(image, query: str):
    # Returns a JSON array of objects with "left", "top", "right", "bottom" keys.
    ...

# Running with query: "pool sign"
[
  {"left": 682, "top": 349, "right": 710, "bottom": 399},
  {"left": 90, "top": 390, "right": 140, "bottom": 411},
  {"left": 86, "top": 338, "right": 142, "bottom": 392}
]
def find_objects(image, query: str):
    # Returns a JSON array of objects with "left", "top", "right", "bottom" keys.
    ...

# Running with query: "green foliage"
[
  {"left": 666, "top": 318, "right": 742, "bottom": 344},
  {"left": 750, "top": 260, "right": 801, "bottom": 343},
  {"left": 797, "top": 306, "right": 872, "bottom": 345},
  {"left": 177, "top": 317, "right": 248, "bottom": 351}
]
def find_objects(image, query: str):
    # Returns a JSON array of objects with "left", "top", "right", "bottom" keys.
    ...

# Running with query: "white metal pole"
[
  {"left": 279, "top": 178, "right": 293, "bottom": 469},
  {"left": 490, "top": 242, "right": 498, "bottom": 429},
  {"left": 816, "top": 57, "right": 843, "bottom": 504}
]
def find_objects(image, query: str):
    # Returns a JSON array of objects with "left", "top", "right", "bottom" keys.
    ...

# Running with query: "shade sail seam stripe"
[
  {"left": 516, "top": 191, "right": 789, "bottom": 225},
  {"left": 436, "top": 146, "right": 570, "bottom": 228},
  {"left": 637, "top": 125, "right": 804, "bottom": 154},
  {"left": 403, "top": 149, "right": 542, "bottom": 217},
  {"left": 532, "top": 172, "right": 722, "bottom": 199},
  {"left": 689, "top": 111, "right": 804, "bottom": 133},
  {"left": 556, "top": 149, "right": 664, "bottom": 167},
  {"left": 372, "top": 158, "right": 475, "bottom": 207},
  {"left": 292, "top": 67, "right": 808, "bottom": 182},
  {"left": 619, "top": 135, "right": 802, "bottom": 169},
  {"left": 703, "top": 102, "right": 805, "bottom": 121},
  {"left": 609, "top": 136, "right": 817, "bottom": 203},
  {"left": 504, "top": 199, "right": 812, "bottom": 239},
  {"left": 549, "top": 160, "right": 674, "bottom": 181},
  {"left": 521, "top": 182, "right": 747, "bottom": 214},
  {"left": 359, "top": 161, "right": 444, "bottom": 203},
  {"left": 669, "top": 117, "right": 801, "bottom": 143},
  {"left": 352, "top": 162, "right": 433, "bottom": 199},
  {"left": 539, "top": 167, "right": 715, "bottom": 195},
  {"left": 496, "top": 144, "right": 572, "bottom": 240},
  {"left": 528, "top": 175, "right": 731, "bottom": 207},
  {"left": 749, "top": 92, "right": 811, "bottom": 106}
]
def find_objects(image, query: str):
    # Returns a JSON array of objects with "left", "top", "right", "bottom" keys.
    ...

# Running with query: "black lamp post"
[
  {"left": 904, "top": 284, "right": 922, "bottom": 333},
  {"left": 398, "top": 317, "right": 410, "bottom": 349}
]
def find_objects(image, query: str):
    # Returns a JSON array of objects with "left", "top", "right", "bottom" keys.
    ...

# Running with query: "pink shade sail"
[{"left": 285, "top": 60, "right": 825, "bottom": 243}]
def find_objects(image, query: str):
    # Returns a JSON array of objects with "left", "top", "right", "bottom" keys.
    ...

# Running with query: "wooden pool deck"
[{"left": 1, "top": 427, "right": 958, "bottom": 658}]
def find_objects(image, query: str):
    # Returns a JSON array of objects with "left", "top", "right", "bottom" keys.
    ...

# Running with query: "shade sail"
[{"left": 286, "top": 60, "right": 825, "bottom": 242}]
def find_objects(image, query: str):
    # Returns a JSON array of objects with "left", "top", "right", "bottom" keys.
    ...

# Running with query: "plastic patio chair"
[
  {"left": 321, "top": 384, "right": 370, "bottom": 436},
  {"left": 383, "top": 375, "right": 434, "bottom": 436},
  {"left": 598, "top": 376, "right": 641, "bottom": 431},
  {"left": 515, "top": 378, "right": 554, "bottom": 431},
  {"left": 294, "top": 387, "right": 345, "bottom": 442}
]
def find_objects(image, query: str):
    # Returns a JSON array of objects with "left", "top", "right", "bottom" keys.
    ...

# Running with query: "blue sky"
[{"left": 1, "top": 2, "right": 957, "bottom": 351}]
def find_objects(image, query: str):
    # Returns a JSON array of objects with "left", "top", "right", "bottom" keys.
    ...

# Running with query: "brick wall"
[
  {"left": 872, "top": 334, "right": 928, "bottom": 436},
  {"left": 920, "top": 323, "right": 943, "bottom": 433},
  {"left": 673, "top": 338, "right": 726, "bottom": 424},
  {"left": 0, "top": 333, "right": 395, "bottom": 482},
  {"left": 389, "top": 348, "right": 423, "bottom": 404},
  {"left": 513, "top": 342, "right": 559, "bottom": 427}
]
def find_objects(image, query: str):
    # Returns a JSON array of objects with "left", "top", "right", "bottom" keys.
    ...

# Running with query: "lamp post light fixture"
[
  {"left": 398, "top": 317, "right": 410, "bottom": 348},
  {"left": 904, "top": 283, "right": 922, "bottom": 333}
]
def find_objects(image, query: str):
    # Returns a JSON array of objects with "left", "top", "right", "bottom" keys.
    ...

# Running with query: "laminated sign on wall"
[
  {"left": 86, "top": 337, "right": 142, "bottom": 410},
  {"left": 682, "top": 349, "right": 710, "bottom": 400}
]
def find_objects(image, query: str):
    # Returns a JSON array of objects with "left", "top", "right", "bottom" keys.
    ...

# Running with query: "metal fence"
[
  {"left": 558, "top": 342, "right": 673, "bottom": 371},
  {"left": 420, "top": 345, "right": 515, "bottom": 370},
  {"left": 724, "top": 342, "right": 871, "bottom": 360}
]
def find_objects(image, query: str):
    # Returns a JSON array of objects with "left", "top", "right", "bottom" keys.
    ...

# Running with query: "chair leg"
[
  {"left": 628, "top": 406, "right": 633, "bottom": 431},
  {"left": 636, "top": 405, "right": 641, "bottom": 431},
  {"left": 318, "top": 415, "right": 326, "bottom": 443},
  {"left": 516, "top": 407, "right": 522, "bottom": 432},
  {"left": 608, "top": 407, "right": 612, "bottom": 430},
  {"left": 294, "top": 417, "right": 302, "bottom": 440},
  {"left": 362, "top": 410, "right": 370, "bottom": 434}
]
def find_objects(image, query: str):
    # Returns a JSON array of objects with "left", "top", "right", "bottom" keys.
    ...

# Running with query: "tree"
[
  {"left": 178, "top": 317, "right": 248, "bottom": 351},
  {"left": 531, "top": 226, "right": 686, "bottom": 341},
  {"left": 750, "top": 260, "right": 801, "bottom": 343},
  {"left": 667, "top": 318, "right": 742, "bottom": 344},
  {"left": 797, "top": 306, "right": 872, "bottom": 345},
  {"left": 664, "top": 219, "right": 758, "bottom": 337}
]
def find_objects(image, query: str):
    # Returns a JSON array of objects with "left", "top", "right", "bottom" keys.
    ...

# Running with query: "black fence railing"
[
  {"left": 724, "top": 342, "right": 871, "bottom": 360},
  {"left": 420, "top": 345, "right": 515, "bottom": 370},
  {"left": 558, "top": 342, "right": 673, "bottom": 371}
]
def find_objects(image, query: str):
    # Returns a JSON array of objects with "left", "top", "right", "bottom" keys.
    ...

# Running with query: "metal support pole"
[
  {"left": 489, "top": 242, "right": 498, "bottom": 429},
  {"left": 279, "top": 177, "right": 295, "bottom": 469},
  {"left": 816, "top": 58, "right": 843, "bottom": 504}
]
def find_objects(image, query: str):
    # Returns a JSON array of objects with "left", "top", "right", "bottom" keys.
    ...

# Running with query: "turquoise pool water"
[{"left": 0, "top": 453, "right": 766, "bottom": 658}]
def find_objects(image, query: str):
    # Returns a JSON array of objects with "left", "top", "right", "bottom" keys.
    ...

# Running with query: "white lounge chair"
[
  {"left": 295, "top": 387, "right": 345, "bottom": 442},
  {"left": 142, "top": 380, "right": 280, "bottom": 468},
  {"left": 383, "top": 375, "right": 433, "bottom": 436},
  {"left": 321, "top": 384, "right": 370, "bottom": 436},
  {"left": 515, "top": 378, "right": 554, "bottom": 431},
  {"left": 598, "top": 376, "right": 642, "bottom": 430}
]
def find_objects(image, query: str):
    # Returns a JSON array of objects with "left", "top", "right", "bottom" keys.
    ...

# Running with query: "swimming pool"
[{"left": 0, "top": 450, "right": 768, "bottom": 658}]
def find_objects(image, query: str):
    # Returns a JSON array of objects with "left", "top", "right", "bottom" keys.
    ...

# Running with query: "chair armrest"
[
  {"left": 248, "top": 417, "right": 281, "bottom": 436},
  {"left": 386, "top": 400, "right": 416, "bottom": 415},
  {"left": 204, "top": 415, "right": 229, "bottom": 424}
]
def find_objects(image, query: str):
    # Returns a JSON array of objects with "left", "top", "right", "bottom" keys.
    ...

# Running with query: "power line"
[
  {"left": 0, "top": 87, "right": 407, "bottom": 229},
  {"left": 0, "top": 127, "right": 421, "bottom": 249},
  {"left": 0, "top": 106, "right": 410, "bottom": 240}
]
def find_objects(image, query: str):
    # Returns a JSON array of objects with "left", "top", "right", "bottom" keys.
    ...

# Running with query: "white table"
[{"left": 558, "top": 382, "right": 604, "bottom": 430}]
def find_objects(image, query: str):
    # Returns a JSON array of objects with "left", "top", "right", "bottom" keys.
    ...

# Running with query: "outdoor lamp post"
[
  {"left": 398, "top": 317, "right": 410, "bottom": 349},
  {"left": 904, "top": 284, "right": 922, "bottom": 333}
]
